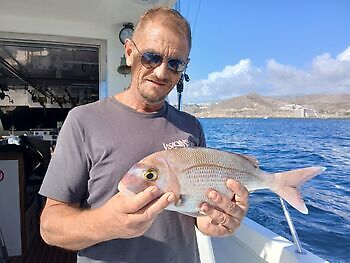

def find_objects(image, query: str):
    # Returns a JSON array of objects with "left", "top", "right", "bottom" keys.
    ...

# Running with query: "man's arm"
[
  {"left": 40, "top": 186, "right": 175, "bottom": 250},
  {"left": 196, "top": 180, "right": 249, "bottom": 236}
]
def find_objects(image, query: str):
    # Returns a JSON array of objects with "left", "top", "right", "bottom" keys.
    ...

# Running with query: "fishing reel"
[
  {"left": 176, "top": 73, "right": 190, "bottom": 93},
  {"left": 176, "top": 73, "right": 190, "bottom": 110}
]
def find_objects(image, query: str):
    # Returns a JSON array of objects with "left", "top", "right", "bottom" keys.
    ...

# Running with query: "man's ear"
[{"left": 124, "top": 39, "right": 133, "bottom": 66}]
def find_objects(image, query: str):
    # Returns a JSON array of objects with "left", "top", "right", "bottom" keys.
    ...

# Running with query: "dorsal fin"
[{"left": 240, "top": 154, "right": 260, "bottom": 168}]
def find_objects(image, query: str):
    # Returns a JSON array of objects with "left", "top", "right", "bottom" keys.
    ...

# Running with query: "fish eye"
[{"left": 144, "top": 169, "right": 158, "bottom": 181}]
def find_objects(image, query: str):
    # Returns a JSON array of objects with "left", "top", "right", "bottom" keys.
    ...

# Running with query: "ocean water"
[{"left": 199, "top": 118, "right": 350, "bottom": 263}]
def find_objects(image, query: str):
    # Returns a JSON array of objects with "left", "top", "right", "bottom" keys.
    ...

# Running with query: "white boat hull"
[{"left": 196, "top": 217, "right": 328, "bottom": 263}]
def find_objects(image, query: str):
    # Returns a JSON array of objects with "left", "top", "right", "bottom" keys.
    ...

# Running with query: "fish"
[{"left": 118, "top": 147, "right": 326, "bottom": 217}]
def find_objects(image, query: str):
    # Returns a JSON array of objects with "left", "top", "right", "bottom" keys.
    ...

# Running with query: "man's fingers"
[
  {"left": 226, "top": 179, "right": 249, "bottom": 211},
  {"left": 118, "top": 186, "right": 163, "bottom": 213},
  {"left": 200, "top": 202, "right": 239, "bottom": 229},
  {"left": 143, "top": 192, "right": 175, "bottom": 219},
  {"left": 197, "top": 210, "right": 240, "bottom": 237},
  {"left": 206, "top": 189, "right": 237, "bottom": 217},
  {"left": 200, "top": 203, "right": 227, "bottom": 224},
  {"left": 197, "top": 180, "right": 249, "bottom": 236}
]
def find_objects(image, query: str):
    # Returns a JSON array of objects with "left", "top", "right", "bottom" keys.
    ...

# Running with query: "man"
[{"left": 39, "top": 7, "right": 249, "bottom": 263}]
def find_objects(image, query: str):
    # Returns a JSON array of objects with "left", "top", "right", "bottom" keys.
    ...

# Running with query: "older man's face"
[{"left": 128, "top": 22, "right": 189, "bottom": 106}]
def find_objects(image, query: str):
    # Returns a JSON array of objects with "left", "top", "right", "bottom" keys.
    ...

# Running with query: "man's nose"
[{"left": 153, "top": 61, "right": 169, "bottom": 80}]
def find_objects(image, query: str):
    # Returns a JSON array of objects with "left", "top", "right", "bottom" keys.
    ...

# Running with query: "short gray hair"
[{"left": 134, "top": 6, "right": 192, "bottom": 51}]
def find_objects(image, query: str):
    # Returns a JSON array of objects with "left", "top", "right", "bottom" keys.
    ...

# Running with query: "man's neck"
[{"left": 114, "top": 90, "right": 165, "bottom": 113}]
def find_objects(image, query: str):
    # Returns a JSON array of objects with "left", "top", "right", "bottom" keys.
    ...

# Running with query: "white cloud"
[
  {"left": 169, "top": 45, "right": 350, "bottom": 104},
  {"left": 337, "top": 46, "right": 350, "bottom": 61},
  {"left": 311, "top": 51, "right": 350, "bottom": 87}
]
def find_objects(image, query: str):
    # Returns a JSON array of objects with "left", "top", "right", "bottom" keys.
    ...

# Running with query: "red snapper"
[{"left": 118, "top": 147, "right": 325, "bottom": 216}]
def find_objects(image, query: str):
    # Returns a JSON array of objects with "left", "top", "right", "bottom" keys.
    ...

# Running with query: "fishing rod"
[{"left": 0, "top": 56, "right": 63, "bottom": 108}]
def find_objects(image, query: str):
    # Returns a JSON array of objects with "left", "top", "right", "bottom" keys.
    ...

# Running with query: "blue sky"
[{"left": 168, "top": 0, "right": 350, "bottom": 103}]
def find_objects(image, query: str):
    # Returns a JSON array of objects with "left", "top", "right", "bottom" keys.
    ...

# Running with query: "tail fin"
[{"left": 272, "top": 166, "right": 326, "bottom": 214}]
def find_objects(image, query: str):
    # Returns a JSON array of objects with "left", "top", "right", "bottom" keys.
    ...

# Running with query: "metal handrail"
[{"left": 280, "top": 198, "right": 305, "bottom": 254}]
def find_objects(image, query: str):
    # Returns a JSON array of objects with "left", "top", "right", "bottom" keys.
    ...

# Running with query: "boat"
[
  {"left": 0, "top": 0, "right": 328, "bottom": 262},
  {"left": 197, "top": 218, "right": 328, "bottom": 263}
]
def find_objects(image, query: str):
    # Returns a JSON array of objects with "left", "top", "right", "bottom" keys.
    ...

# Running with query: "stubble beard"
[{"left": 138, "top": 84, "right": 171, "bottom": 105}]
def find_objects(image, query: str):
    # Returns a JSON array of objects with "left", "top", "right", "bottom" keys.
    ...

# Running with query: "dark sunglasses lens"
[
  {"left": 141, "top": 52, "right": 162, "bottom": 68},
  {"left": 168, "top": 59, "right": 186, "bottom": 73}
]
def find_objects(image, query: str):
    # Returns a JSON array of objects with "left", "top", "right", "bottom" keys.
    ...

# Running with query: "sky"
[{"left": 168, "top": 0, "right": 350, "bottom": 104}]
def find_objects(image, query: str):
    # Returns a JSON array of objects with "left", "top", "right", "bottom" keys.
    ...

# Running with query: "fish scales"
[{"left": 169, "top": 148, "right": 265, "bottom": 191}]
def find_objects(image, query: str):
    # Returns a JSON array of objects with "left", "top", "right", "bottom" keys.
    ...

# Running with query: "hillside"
[{"left": 182, "top": 93, "right": 350, "bottom": 118}]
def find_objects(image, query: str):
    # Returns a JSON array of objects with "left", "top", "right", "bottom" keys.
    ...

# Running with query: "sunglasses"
[{"left": 129, "top": 39, "right": 188, "bottom": 73}]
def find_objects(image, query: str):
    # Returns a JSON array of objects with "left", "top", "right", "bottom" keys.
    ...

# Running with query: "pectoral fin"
[{"left": 175, "top": 194, "right": 188, "bottom": 207}]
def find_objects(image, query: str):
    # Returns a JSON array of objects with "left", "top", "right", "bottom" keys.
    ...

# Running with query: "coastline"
[{"left": 180, "top": 93, "right": 350, "bottom": 119}]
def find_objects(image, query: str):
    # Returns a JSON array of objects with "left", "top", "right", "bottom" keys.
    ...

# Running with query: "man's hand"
[
  {"left": 196, "top": 179, "right": 249, "bottom": 237},
  {"left": 102, "top": 186, "right": 175, "bottom": 239},
  {"left": 40, "top": 186, "right": 175, "bottom": 250}
]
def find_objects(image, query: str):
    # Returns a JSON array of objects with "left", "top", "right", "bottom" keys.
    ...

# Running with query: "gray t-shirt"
[{"left": 39, "top": 97, "right": 206, "bottom": 263}]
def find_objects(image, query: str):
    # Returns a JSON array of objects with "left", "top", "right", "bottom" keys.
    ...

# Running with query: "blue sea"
[{"left": 199, "top": 118, "right": 350, "bottom": 263}]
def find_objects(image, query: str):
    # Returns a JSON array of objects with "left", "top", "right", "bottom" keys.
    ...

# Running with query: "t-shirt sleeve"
[{"left": 39, "top": 109, "right": 89, "bottom": 203}]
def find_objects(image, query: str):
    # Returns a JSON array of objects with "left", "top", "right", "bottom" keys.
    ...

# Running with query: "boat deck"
[{"left": 9, "top": 234, "right": 76, "bottom": 263}]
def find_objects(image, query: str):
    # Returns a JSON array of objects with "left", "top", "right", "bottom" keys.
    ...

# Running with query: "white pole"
[{"left": 280, "top": 198, "right": 304, "bottom": 254}]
